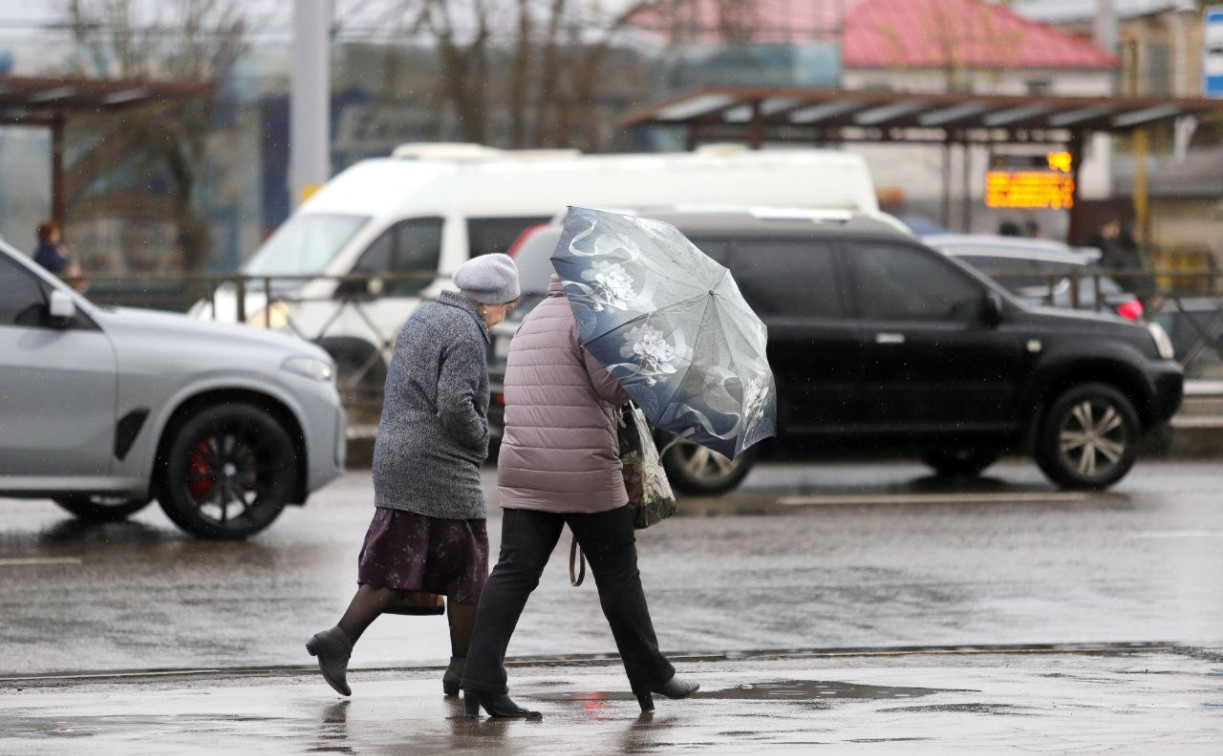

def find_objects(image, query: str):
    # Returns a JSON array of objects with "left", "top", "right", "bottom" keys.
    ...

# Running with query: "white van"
[{"left": 193, "top": 143, "right": 878, "bottom": 392}]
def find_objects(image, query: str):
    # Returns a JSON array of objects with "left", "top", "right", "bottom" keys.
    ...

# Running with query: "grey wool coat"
[
  {"left": 372, "top": 291, "right": 491, "bottom": 520},
  {"left": 498, "top": 276, "right": 631, "bottom": 514}
]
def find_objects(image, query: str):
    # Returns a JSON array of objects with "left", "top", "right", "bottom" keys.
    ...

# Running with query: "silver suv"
[{"left": 0, "top": 243, "right": 346, "bottom": 539}]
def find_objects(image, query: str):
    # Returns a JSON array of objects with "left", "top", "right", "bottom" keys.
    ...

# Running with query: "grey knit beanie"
[{"left": 453, "top": 253, "right": 520, "bottom": 304}]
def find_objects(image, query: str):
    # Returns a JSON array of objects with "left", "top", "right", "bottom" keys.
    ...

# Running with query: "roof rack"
[{"left": 391, "top": 142, "right": 581, "bottom": 161}]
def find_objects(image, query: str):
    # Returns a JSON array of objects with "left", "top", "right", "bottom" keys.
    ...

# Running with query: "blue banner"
[{"left": 1207, "top": 7, "right": 1223, "bottom": 97}]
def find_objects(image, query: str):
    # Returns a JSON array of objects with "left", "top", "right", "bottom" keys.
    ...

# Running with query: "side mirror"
[
  {"left": 47, "top": 290, "right": 77, "bottom": 326},
  {"left": 982, "top": 291, "right": 1005, "bottom": 328}
]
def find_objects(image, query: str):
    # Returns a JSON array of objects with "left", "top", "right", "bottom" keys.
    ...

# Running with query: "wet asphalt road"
[
  {"left": 1, "top": 459, "right": 1222, "bottom": 677},
  {"left": 3, "top": 650, "right": 1221, "bottom": 754}
]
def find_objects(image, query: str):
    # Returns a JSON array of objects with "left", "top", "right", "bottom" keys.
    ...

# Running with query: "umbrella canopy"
[{"left": 551, "top": 206, "right": 776, "bottom": 459}]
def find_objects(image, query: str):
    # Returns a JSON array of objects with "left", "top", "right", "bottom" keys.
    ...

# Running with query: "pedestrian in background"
[
  {"left": 1118, "top": 222, "right": 1157, "bottom": 305},
  {"left": 307, "top": 254, "right": 519, "bottom": 698},
  {"left": 33, "top": 220, "right": 84, "bottom": 288},
  {"left": 998, "top": 220, "right": 1023, "bottom": 237},
  {"left": 1088, "top": 217, "right": 1124, "bottom": 268},
  {"left": 459, "top": 273, "right": 698, "bottom": 719}
]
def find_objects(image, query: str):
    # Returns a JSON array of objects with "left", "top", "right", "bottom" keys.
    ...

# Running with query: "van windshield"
[{"left": 244, "top": 213, "right": 369, "bottom": 277}]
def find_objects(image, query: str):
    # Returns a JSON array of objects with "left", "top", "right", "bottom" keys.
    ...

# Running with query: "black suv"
[{"left": 490, "top": 211, "right": 1183, "bottom": 494}]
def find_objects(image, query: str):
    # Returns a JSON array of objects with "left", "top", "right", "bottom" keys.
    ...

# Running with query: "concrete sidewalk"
[{"left": 2, "top": 644, "right": 1220, "bottom": 755}]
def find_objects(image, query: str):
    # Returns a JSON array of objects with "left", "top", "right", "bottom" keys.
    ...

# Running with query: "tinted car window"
[
  {"left": 684, "top": 237, "right": 730, "bottom": 264},
  {"left": 845, "top": 242, "right": 983, "bottom": 322},
  {"left": 468, "top": 216, "right": 552, "bottom": 258},
  {"left": 0, "top": 254, "right": 48, "bottom": 327},
  {"left": 353, "top": 217, "right": 444, "bottom": 296},
  {"left": 956, "top": 255, "right": 1043, "bottom": 287},
  {"left": 726, "top": 238, "right": 843, "bottom": 318}
]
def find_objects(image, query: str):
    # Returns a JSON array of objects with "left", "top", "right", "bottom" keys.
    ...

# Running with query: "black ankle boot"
[
  {"left": 443, "top": 657, "right": 464, "bottom": 697},
  {"left": 306, "top": 627, "right": 354, "bottom": 697},
  {"left": 635, "top": 675, "right": 700, "bottom": 712},
  {"left": 463, "top": 689, "right": 542, "bottom": 719}
]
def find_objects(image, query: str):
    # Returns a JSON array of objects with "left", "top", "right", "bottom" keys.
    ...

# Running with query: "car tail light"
[
  {"left": 1115, "top": 299, "right": 1144, "bottom": 321},
  {"left": 507, "top": 223, "right": 548, "bottom": 257},
  {"left": 492, "top": 392, "right": 505, "bottom": 406}
]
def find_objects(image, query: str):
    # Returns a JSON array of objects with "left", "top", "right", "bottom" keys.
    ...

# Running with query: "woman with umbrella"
[{"left": 461, "top": 208, "right": 775, "bottom": 719}]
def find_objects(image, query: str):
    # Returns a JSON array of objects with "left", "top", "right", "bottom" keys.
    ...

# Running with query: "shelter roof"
[
  {"left": 0, "top": 76, "right": 210, "bottom": 124},
  {"left": 618, "top": 87, "right": 1223, "bottom": 143}
]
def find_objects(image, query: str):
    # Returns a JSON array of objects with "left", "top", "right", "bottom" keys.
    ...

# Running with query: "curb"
[{"left": 0, "top": 641, "right": 1183, "bottom": 690}]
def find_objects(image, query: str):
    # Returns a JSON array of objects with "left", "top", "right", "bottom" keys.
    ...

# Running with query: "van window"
[
  {"left": 726, "top": 239, "right": 843, "bottom": 319},
  {"left": 353, "top": 217, "right": 444, "bottom": 296},
  {"left": 244, "top": 213, "right": 369, "bottom": 276},
  {"left": 468, "top": 217, "right": 552, "bottom": 258},
  {"left": 844, "top": 242, "right": 983, "bottom": 322}
]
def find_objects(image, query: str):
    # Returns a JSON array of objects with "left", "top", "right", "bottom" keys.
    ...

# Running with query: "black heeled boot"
[
  {"left": 463, "top": 689, "right": 542, "bottom": 719},
  {"left": 635, "top": 675, "right": 700, "bottom": 712},
  {"left": 306, "top": 627, "right": 354, "bottom": 697},
  {"left": 442, "top": 657, "right": 464, "bottom": 697}
]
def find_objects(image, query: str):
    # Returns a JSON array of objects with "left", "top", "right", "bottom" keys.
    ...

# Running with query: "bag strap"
[{"left": 568, "top": 533, "right": 586, "bottom": 587}]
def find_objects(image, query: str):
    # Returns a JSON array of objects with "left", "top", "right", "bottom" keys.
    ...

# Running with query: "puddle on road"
[
  {"left": 881, "top": 702, "right": 1033, "bottom": 716},
  {"left": 697, "top": 679, "right": 952, "bottom": 701},
  {"left": 541, "top": 678, "right": 955, "bottom": 704}
]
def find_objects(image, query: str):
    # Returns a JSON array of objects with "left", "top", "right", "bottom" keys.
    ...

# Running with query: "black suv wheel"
[
  {"left": 158, "top": 403, "right": 298, "bottom": 539},
  {"left": 1035, "top": 383, "right": 1139, "bottom": 490},
  {"left": 662, "top": 439, "right": 757, "bottom": 495}
]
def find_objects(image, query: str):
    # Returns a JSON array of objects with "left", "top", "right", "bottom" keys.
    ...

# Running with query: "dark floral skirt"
[{"left": 357, "top": 507, "right": 489, "bottom": 604}]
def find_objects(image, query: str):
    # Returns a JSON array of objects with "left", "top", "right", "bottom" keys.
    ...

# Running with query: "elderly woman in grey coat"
[
  {"left": 307, "top": 254, "right": 518, "bottom": 698},
  {"left": 459, "top": 274, "right": 698, "bottom": 719}
]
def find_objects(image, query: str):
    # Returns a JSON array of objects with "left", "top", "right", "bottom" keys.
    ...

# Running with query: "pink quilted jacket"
[{"left": 497, "top": 275, "right": 630, "bottom": 513}]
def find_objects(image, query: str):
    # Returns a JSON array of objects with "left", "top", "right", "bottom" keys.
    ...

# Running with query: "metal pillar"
[
  {"left": 1067, "top": 130, "right": 1086, "bottom": 244},
  {"left": 749, "top": 100, "right": 764, "bottom": 150},
  {"left": 960, "top": 139, "right": 973, "bottom": 233},
  {"left": 50, "top": 115, "right": 65, "bottom": 226},
  {"left": 290, "top": 0, "right": 331, "bottom": 206},
  {"left": 940, "top": 137, "right": 952, "bottom": 229}
]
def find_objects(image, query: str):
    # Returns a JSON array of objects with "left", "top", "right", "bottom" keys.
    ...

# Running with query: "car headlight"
[
  {"left": 249, "top": 301, "right": 290, "bottom": 330},
  {"left": 1148, "top": 323, "right": 1175, "bottom": 360},
  {"left": 282, "top": 355, "right": 335, "bottom": 383}
]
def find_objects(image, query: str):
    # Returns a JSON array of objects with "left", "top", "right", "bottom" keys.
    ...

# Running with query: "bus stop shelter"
[
  {"left": 618, "top": 87, "right": 1223, "bottom": 241},
  {"left": 0, "top": 76, "right": 211, "bottom": 225}
]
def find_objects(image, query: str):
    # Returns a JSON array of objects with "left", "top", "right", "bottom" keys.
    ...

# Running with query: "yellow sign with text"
[{"left": 985, "top": 171, "right": 1075, "bottom": 209}]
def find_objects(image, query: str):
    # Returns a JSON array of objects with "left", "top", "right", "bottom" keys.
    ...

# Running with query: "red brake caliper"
[{"left": 187, "top": 440, "right": 214, "bottom": 499}]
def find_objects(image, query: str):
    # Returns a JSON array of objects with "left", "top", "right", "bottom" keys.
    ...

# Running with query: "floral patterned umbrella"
[{"left": 551, "top": 206, "right": 776, "bottom": 459}]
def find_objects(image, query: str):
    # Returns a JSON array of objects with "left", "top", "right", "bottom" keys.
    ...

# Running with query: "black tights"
[{"left": 336, "top": 585, "right": 478, "bottom": 657}]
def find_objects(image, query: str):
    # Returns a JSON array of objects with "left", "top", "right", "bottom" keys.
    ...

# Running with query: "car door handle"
[{"left": 875, "top": 333, "right": 906, "bottom": 345}]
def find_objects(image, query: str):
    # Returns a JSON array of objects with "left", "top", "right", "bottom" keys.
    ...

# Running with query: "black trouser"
[{"left": 461, "top": 505, "right": 675, "bottom": 694}]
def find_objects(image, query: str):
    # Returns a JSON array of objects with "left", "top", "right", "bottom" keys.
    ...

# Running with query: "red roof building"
[
  {"left": 635, "top": 0, "right": 1118, "bottom": 71},
  {"left": 843, "top": 0, "right": 1118, "bottom": 69}
]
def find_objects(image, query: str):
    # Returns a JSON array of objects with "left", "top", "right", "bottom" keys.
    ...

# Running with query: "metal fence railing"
[
  {"left": 65, "top": 268, "right": 1223, "bottom": 416},
  {"left": 69, "top": 272, "right": 446, "bottom": 423}
]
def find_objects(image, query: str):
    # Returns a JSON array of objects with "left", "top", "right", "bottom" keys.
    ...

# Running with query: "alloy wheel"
[
  {"left": 184, "top": 423, "right": 277, "bottom": 528},
  {"left": 1056, "top": 399, "right": 1128, "bottom": 479}
]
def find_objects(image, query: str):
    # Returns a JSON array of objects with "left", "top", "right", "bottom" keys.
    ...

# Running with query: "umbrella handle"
[{"left": 657, "top": 427, "right": 696, "bottom": 457}]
